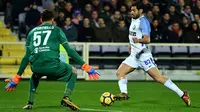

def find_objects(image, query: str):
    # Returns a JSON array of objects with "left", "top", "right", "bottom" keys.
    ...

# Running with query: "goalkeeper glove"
[
  {"left": 81, "top": 64, "right": 100, "bottom": 80},
  {"left": 5, "top": 75, "right": 21, "bottom": 91}
]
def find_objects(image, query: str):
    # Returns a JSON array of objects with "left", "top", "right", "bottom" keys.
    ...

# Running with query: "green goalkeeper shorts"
[{"left": 31, "top": 62, "right": 73, "bottom": 82}]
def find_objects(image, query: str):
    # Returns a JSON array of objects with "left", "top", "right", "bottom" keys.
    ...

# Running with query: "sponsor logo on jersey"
[{"left": 132, "top": 25, "right": 136, "bottom": 30}]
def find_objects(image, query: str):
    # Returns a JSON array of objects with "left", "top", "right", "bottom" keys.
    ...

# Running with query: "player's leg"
[
  {"left": 115, "top": 56, "right": 137, "bottom": 100},
  {"left": 61, "top": 67, "right": 80, "bottom": 110},
  {"left": 147, "top": 67, "right": 191, "bottom": 106},
  {"left": 54, "top": 62, "right": 80, "bottom": 110},
  {"left": 63, "top": 67, "right": 77, "bottom": 98},
  {"left": 117, "top": 63, "right": 135, "bottom": 93},
  {"left": 23, "top": 73, "right": 42, "bottom": 109}
]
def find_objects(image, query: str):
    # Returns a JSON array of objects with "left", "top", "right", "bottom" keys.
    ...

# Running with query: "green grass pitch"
[{"left": 0, "top": 81, "right": 200, "bottom": 112}]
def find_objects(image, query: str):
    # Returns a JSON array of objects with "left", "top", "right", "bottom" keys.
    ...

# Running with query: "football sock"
[
  {"left": 164, "top": 79, "right": 184, "bottom": 97},
  {"left": 118, "top": 78, "right": 128, "bottom": 94},
  {"left": 28, "top": 75, "right": 40, "bottom": 104},
  {"left": 64, "top": 73, "right": 77, "bottom": 97}
]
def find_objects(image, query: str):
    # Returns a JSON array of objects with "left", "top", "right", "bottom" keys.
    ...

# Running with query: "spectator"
[
  {"left": 109, "top": 0, "right": 119, "bottom": 12},
  {"left": 76, "top": 0, "right": 91, "bottom": 9},
  {"left": 181, "top": 16, "right": 190, "bottom": 31},
  {"left": 72, "top": 10, "right": 83, "bottom": 25},
  {"left": 4, "top": 2, "right": 12, "bottom": 28},
  {"left": 182, "top": 5, "right": 194, "bottom": 21},
  {"left": 140, "top": 0, "right": 153, "bottom": 13},
  {"left": 48, "top": 2, "right": 58, "bottom": 19},
  {"left": 0, "top": 0, "right": 6, "bottom": 11},
  {"left": 112, "top": 10, "right": 122, "bottom": 22},
  {"left": 99, "top": 3, "right": 112, "bottom": 25},
  {"left": 93, "top": 18, "right": 112, "bottom": 42},
  {"left": 11, "top": 0, "right": 28, "bottom": 26},
  {"left": 184, "top": 0, "right": 193, "bottom": 6},
  {"left": 168, "top": 5, "right": 182, "bottom": 22},
  {"left": 91, "top": 0, "right": 101, "bottom": 11},
  {"left": 62, "top": 17, "right": 78, "bottom": 42},
  {"left": 125, "top": 10, "right": 132, "bottom": 27},
  {"left": 90, "top": 10, "right": 99, "bottom": 27},
  {"left": 78, "top": 18, "right": 95, "bottom": 42},
  {"left": 82, "top": 3, "right": 93, "bottom": 18},
  {"left": 55, "top": 0, "right": 66, "bottom": 11},
  {"left": 178, "top": 0, "right": 185, "bottom": 14},
  {"left": 55, "top": 11, "right": 65, "bottom": 27},
  {"left": 125, "top": 0, "right": 134, "bottom": 10},
  {"left": 160, "top": 13, "right": 171, "bottom": 32},
  {"left": 110, "top": 10, "right": 121, "bottom": 29},
  {"left": 154, "top": 0, "right": 168, "bottom": 13},
  {"left": 113, "top": 19, "right": 129, "bottom": 42},
  {"left": 25, "top": 4, "right": 41, "bottom": 32},
  {"left": 152, "top": 5, "right": 161, "bottom": 21},
  {"left": 63, "top": 2, "right": 73, "bottom": 18},
  {"left": 69, "top": 0, "right": 79, "bottom": 9},
  {"left": 163, "top": 22, "right": 183, "bottom": 43},
  {"left": 42, "top": 0, "right": 53, "bottom": 9},
  {"left": 18, "top": 6, "right": 30, "bottom": 40},
  {"left": 182, "top": 21, "right": 200, "bottom": 43},
  {"left": 151, "top": 19, "right": 163, "bottom": 42},
  {"left": 145, "top": 10, "right": 153, "bottom": 23},
  {"left": 192, "top": 0, "right": 200, "bottom": 14},
  {"left": 28, "top": 0, "right": 42, "bottom": 6},
  {"left": 120, "top": 5, "right": 128, "bottom": 20},
  {"left": 194, "top": 14, "right": 200, "bottom": 27}
]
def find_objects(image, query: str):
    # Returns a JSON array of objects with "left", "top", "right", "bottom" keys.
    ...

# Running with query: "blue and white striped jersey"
[{"left": 129, "top": 15, "right": 151, "bottom": 55}]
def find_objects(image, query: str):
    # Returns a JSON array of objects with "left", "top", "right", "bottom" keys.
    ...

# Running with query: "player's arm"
[
  {"left": 59, "top": 29, "right": 100, "bottom": 80},
  {"left": 128, "top": 44, "right": 131, "bottom": 53},
  {"left": 62, "top": 43, "right": 85, "bottom": 65},
  {"left": 133, "top": 18, "right": 151, "bottom": 44},
  {"left": 17, "top": 47, "right": 30, "bottom": 75},
  {"left": 5, "top": 35, "right": 31, "bottom": 91}
]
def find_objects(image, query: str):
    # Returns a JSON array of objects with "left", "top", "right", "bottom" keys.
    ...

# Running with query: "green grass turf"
[{"left": 0, "top": 81, "right": 200, "bottom": 112}]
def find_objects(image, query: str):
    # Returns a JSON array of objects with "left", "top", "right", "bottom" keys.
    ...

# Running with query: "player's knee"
[
  {"left": 116, "top": 70, "right": 126, "bottom": 80},
  {"left": 72, "top": 67, "right": 77, "bottom": 75}
]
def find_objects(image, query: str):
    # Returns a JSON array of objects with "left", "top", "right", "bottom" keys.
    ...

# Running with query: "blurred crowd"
[{"left": 1, "top": 0, "right": 200, "bottom": 43}]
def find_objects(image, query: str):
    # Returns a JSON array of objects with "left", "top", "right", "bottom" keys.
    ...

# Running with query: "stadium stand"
[{"left": 1, "top": 0, "right": 200, "bottom": 76}]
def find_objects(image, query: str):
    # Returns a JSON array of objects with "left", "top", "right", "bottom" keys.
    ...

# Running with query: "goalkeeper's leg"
[
  {"left": 58, "top": 66, "right": 80, "bottom": 111},
  {"left": 23, "top": 73, "right": 41, "bottom": 109}
]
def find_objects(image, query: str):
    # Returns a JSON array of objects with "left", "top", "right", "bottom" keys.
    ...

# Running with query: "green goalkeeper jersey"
[{"left": 26, "top": 23, "right": 68, "bottom": 69}]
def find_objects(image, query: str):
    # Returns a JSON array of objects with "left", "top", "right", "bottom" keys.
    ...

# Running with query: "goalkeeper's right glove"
[
  {"left": 81, "top": 64, "right": 100, "bottom": 80},
  {"left": 5, "top": 74, "right": 21, "bottom": 91}
]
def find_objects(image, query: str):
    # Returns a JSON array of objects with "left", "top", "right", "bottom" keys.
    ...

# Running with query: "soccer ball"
[{"left": 100, "top": 92, "right": 115, "bottom": 106}]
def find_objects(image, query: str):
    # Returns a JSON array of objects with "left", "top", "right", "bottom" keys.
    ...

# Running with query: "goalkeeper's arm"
[
  {"left": 17, "top": 47, "right": 30, "bottom": 76},
  {"left": 5, "top": 47, "right": 30, "bottom": 91},
  {"left": 62, "top": 43, "right": 99, "bottom": 80},
  {"left": 62, "top": 42, "right": 85, "bottom": 65}
]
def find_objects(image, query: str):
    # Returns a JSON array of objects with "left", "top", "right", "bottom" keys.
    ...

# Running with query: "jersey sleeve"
[
  {"left": 17, "top": 32, "right": 31, "bottom": 75},
  {"left": 139, "top": 17, "right": 151, "bottom": 36},
  {"left": 25, "top": 33, "right": 31, "bottom": 47},
  {"left": 59, "top": 28, "right": 68, "bottom": 44}
]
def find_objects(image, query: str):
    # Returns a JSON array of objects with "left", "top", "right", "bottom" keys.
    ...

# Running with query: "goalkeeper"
[{"left": 4, "top": 10, "right": 99, "bottom": 111}]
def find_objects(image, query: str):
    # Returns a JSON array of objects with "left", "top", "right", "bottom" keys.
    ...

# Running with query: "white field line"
[
  {"left": 81, "top": 108, "right": 123, "bottom": 112},
  {"left": 7, "top": 90, "right": 200, "bottom": 93}
]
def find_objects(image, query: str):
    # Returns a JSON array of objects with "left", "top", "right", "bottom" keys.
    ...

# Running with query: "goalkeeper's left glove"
[
  {"left": 81, "top": 64, "right": 100, "bottom": 80},
  {"left": 5, "top": 74, "right": 21, "bottom": 91}
]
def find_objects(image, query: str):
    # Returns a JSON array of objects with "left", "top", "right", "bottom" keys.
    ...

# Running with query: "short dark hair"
[
  {"left": 41, "top": 10, "right": 54, "bottom": 22},
  {"left": 172, "top": 21, "right": 180, "bottom": 25},
  {"left": 132, "top": 2, "right": 143, "bottom": 10},
  {"left": 118, "top": 19, "right": 125, "bottom": 22},
  {"left": 65, "top": 16, "right": 72, "bottom": 20}
]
